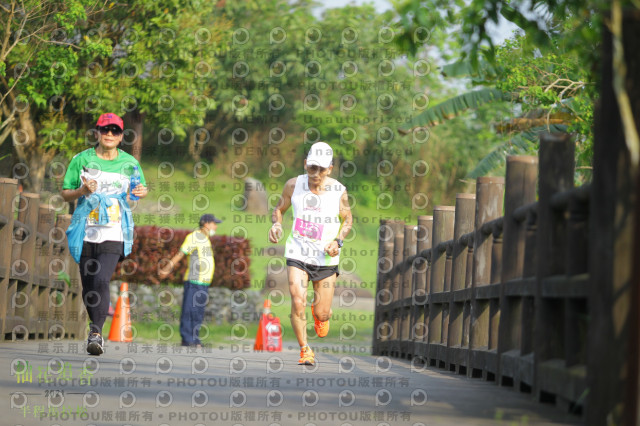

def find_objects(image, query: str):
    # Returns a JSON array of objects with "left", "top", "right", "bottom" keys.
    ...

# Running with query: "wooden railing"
[
  {"left": 0, "top": 178, "right": 86, "bottom": 342},
  {"left": 373, "top": 133, "right": 590, "bottom": 412},
  {"left": 372, "top": 18, "right": 640, "bottom": 424}
]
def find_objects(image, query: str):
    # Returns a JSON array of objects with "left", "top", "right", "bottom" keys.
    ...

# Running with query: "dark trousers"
[
  {"left": 79, "top": 241, "right": 123, "bottom": 335},
  {"left": 180, "top": 281, "right": 209, "bottom": 345}
]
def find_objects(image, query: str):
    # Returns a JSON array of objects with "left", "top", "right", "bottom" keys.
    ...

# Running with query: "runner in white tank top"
[
  {"left": 268, "top": 142, "right": 353, "bottom": 365},
  {"left": 285, "top": 174, "right": 345, "bottom": 266}
]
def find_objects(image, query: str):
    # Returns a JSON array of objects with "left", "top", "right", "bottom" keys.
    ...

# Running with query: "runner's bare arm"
[
  {"left": 336, "top": 190, "right": 353, "bottom": 241},
  {"left": 324, "top": 189, "right": 353, "bottom": 256},
  {"left": 131, "top": 184, "right": 148, "bottom": 199},
  {"left": 268, "top": 178, "right": 296, "bottom": 243},
  {"left": 61, "top": 176, "right": 95, "bottom": 202}
]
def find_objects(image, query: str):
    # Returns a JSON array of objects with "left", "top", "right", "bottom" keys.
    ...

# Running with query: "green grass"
[
  {"left": 103, "top": 160, "right": 408, "bottom": 352},
  {"left": 134, "top": 160, "right": 387, "bottom": 294},
  {"left": 107, "top": 295, "right": 374, "bottom": 354}
]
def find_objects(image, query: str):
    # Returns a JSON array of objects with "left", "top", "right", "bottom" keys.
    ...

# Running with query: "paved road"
[{"left": 1, "top": 341, "right": 579, "bottom": 426}]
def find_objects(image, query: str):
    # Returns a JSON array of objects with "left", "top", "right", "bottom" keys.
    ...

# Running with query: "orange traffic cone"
[
  {"left": 254, "top": 300, "right": 282, "bottom": 352},
  {"left": 108, "top": 282, "right": 133, "bottom": 342}
]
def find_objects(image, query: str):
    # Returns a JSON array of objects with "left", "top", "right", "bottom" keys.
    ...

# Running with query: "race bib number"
[
  {"left": 87, "top": 203, "right": 120, "bottom": 226},
  {"left": 293, "top": 218, "right": 324, "bottom": 241}
]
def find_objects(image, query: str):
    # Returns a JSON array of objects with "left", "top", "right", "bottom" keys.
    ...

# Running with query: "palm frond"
[
  {"left": 466, "top": 136, "right": 532, "bottom": 178},
  {"left": 399, "top": 88, "right": 512, "bottom": 134},
  {"left": 466, "top": 124, "right": 569, "bottom": 178},
  {"left": 440, "top": 60, "right": 500, "bottom": 82}
]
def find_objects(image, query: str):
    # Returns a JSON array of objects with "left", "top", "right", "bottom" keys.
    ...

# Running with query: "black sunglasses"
[
  {"left": 97, "top": 125, "right": 123, "bottom": 135},
  {"left": 308, "top": 165, "right": 327, "bottom": 173}
]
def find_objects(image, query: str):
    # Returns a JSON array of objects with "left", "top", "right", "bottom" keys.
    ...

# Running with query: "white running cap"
[{"left": 306, "top": 142, "right": 333, "bottom": 168}]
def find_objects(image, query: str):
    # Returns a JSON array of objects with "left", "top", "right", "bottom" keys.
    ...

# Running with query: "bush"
[{"left": 114, "top": 226, "right": 251, "bottom": 289}]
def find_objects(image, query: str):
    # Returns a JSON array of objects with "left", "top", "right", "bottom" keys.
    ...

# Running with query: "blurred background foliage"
[{"left": 1, "top": 0, "right": 610, "bottom": 208}]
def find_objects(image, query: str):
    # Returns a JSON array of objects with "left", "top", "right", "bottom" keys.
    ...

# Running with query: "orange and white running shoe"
[
  {"left": 311, "top": 304, "right": 330, "bottom": 338},
  {"left": 298, "top": 345, "right": 315, "bottom": 365}
]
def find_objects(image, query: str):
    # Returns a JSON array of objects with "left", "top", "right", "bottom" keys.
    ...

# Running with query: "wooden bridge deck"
[{"left": 1, "top": 340, "right": 579, "bottom": 426}]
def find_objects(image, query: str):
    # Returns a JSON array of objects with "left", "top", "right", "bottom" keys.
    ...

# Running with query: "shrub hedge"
[{"left": 114, "top": 226, "right": 251, "bottom": 288}]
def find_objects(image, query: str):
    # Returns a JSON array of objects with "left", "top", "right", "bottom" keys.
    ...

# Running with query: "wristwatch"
[{"left": 334, "top": 238, "right": 344, "bottom": 248}]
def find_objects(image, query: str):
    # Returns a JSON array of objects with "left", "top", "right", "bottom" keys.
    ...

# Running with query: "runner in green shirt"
[{"left": 61, "top": 112, "right": 148, "bottom": 355}]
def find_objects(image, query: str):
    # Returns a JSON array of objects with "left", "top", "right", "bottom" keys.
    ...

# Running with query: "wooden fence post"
[
  {"left": 391, "top": 221, "right": 405, "bottom": 304},
  {"left": 497, "top": 155, "right": 538, "bottom": 388},
  {"left": 36, "top": 204, "right": 55, "bottom": 339},
  {"left": 412, "top": 215, "right": 432, "bottom": 360},
  {"left": 374, "top": 220, "right": 404, "bottom": 356},
  {"left": 390, "top": 220, "right": 405, "bottom": 356},
  {"left": 535, "top": 132, "right": 575, "bottom": 404},
  {"left": 427, "top": 206, "right": 455, "bottom": 366},
  {"left": 0, "top": 178, "right": 18, "bottom": 341},
  {"left": 588, "top": 12, "right": 640, "bottom": 424},
  {"left": 468, "top": 177, "right": 505, "bottom": 379},
  {"left": 49, "top": 212, "right": 69, "bottom": 340},
  {"left": 471, "top": 177, "right": 505, "bottom": 285},
  {"left": 520, "top": 209, "right": 537, "bottom": 360},
  {"left": 566, "top": 191, "right": 590, "bottom": 276},
  {"left": 12, "top": 193, "right": 40, "bottom": 340},
  {"left": 447, "top": 193, "right": 476, "bottom": 372},
  {"left": 373, "top": 219, "right": 392, "bottom": 355},
  {"left": 400, "top": 224, "right": 416, "bottom": 358}
]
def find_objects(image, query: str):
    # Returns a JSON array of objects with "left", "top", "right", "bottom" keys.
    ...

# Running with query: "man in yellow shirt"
[{"left": 159, "top": 214, "right": 221, "bottom": 346}]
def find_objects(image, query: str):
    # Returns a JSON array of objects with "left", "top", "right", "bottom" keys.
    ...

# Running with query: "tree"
[
  {"left": 201, "top": 1, "right": 473, "bottom": 207},
  {"left": 293, "top": 4, "right": 447, "bottom": 205},
  {"left": 393, "top": 1, "right": 640, "bottom": 423},
  {"left": 1, "top": 0, "right": 111, "bottom": 191},
  {"left": 1, "top": 0, "right": 232, "bottom": 191},
  {"left": 394, "top": 1, "right": 599, "bottom": 182},
  {"left": 68, "top": 0, "right": 231, "bottom": 161},
  {"left": 182, "top": 0, "right": 317, "bottom": 167}
]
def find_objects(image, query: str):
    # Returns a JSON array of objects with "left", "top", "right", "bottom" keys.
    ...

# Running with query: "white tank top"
[{"left": 285, "top": 174, "right": 345, "bottom": 266}]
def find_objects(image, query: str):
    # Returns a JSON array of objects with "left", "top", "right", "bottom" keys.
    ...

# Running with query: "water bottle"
[{"left": 129, "top": 166, "right": 141, "bottom": 201}]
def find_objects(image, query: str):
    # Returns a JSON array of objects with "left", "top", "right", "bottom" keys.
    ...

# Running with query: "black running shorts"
[{"left": 286, "top": 259, "right": 339, "bottom": 281}]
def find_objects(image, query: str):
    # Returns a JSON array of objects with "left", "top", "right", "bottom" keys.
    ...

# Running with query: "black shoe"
[{"left": 87, "top": 333, "right": 104, "bottom": 355}]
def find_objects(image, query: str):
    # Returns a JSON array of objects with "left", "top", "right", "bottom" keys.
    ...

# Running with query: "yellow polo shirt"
[{"left": 180, "top": 230, "right": 215, "bottom": 285}]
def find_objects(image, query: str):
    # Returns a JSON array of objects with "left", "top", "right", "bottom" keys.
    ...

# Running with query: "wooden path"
[{"left": 1, "top": 341, "right": 579, "bottom": 426}]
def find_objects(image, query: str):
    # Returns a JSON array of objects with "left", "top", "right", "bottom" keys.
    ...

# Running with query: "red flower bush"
[{"left": 114, "top": 226, "right": 251, "bottom": 288}]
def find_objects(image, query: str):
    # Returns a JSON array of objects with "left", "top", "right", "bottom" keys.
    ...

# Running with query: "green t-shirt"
[{"left": 63, "top": 148, "right": 147, "bottom": 243}]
